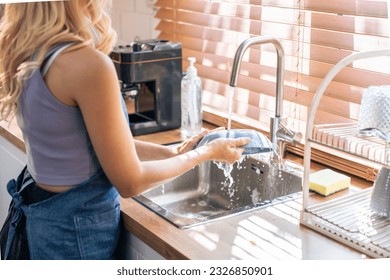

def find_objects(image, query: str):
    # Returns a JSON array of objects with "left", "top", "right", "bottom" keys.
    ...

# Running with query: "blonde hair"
[{"left": 0, "top": 0, "right": 117, "bottom": 121}]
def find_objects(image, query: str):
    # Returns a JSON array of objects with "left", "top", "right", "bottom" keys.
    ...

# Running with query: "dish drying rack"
[
  {"left": 313, "top": 123, "right": 390, "bottom": 165},
  {"left": 301, "top": 49, "right": 390, "bottom": 258}
]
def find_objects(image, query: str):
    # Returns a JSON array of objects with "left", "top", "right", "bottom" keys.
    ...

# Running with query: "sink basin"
[{"left": 133, "top": 153, "right": 303, "bottom": 228}]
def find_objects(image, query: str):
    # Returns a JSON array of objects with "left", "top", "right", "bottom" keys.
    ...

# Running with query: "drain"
[{"left": 251, "top": 163, "right": 264, "bottom": 174}]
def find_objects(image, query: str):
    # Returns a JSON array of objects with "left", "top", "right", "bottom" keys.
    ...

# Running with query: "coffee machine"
[{"left": 110, "top": 39, "right": 182, "bottom": 135}]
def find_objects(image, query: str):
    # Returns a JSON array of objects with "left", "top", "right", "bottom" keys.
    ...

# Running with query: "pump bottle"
[{"left": 181, "top": 57, "right": 202, "bottom": 139}]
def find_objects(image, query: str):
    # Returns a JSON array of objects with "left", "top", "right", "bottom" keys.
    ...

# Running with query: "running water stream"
[
  {"left": 214, "top": 86, "right": 239, "bottom": 200},
  {"left": 227, "top": 86, "right": 235, "bottom": 131}
]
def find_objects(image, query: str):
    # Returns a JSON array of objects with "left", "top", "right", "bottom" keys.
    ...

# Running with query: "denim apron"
[{"left": 6, "top": 168, "right": 121, "bottom": 260}]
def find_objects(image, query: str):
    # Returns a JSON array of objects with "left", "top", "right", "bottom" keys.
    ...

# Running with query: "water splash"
[
  {"left": 213, "top": 156, "right": 246, "bottom": 196},
  {"left": 214, "top": 161, "right": 234, "bottom": 191},
  {"left": 259, "top": 146, "right": 283, "bottom": 199},
  {"left": 251, "top": 188, "right": 260, "bottom": 204}
]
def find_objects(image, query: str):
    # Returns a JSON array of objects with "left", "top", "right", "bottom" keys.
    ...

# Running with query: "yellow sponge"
[{"left": 309, "top": 169, "right": 351, "bottom": 196}]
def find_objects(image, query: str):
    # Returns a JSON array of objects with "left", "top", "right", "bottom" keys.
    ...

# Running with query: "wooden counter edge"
[{"left": 0, "top": 120, "right": 25, "bottom": 152}]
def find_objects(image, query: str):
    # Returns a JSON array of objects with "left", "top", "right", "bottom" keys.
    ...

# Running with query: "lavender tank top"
[{"left": 16, "top": 43, "right": 124, "bottom": 186}]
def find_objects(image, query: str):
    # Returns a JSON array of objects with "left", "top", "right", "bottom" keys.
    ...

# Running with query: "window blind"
[
  {"left": 154, "top": 0, "right": 390, "bottom": 179},
  {"left": 155, "top": 0, "right": 390, "bottom": 136}
]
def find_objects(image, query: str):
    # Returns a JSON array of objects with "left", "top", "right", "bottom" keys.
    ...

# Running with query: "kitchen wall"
[{"left": 111, "top": 0, "right": 159, "bottom": 44}]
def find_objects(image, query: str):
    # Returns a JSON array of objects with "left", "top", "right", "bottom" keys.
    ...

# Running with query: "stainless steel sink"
[{"left": 133, "top": 153, "right": 303, "bottom": 228}]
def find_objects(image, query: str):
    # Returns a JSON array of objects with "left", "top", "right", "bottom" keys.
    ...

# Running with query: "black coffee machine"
[{"left": 110, "top": 39, "right": 182, "bottom": 135}]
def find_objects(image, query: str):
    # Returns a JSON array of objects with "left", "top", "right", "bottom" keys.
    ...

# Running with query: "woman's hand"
[
  {"left": 172, "top": 127, "right": 225, "bottom": 155},
  {"left": 172, "top": 129, "right": 209, "bottom": 155},
  {"left": 173, "top": 127, "right": 250, "bottom": 164},
  {"left": 204, "top": 137, "right": 250, "bottom": 164}
]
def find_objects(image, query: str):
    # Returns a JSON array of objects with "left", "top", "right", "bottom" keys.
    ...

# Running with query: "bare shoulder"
[
  {"left": 46, "top": 45, "right": 118, "bottom": 105},
  {"left": 55, "top": 45, "right": 114, "bottom": 81}
]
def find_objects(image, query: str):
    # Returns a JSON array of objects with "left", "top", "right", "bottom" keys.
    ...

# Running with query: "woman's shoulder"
[
  {"left": 45, "top": 44, "right": 118, "bottom": 105},
  {"left": 50, "top": 44, "right": 117, "bottom": 91},
  {"left": 58, "top": 44, "right": 113, "bottom": 75}
]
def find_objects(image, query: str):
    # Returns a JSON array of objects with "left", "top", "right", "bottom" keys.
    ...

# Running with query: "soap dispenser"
[{"left": 181, "top": 57, "right": 202, "bottom": 139}]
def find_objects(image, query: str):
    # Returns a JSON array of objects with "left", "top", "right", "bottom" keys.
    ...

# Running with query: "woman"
[{"left": 0, "top": 1, "right": 249, "bottom": 259}]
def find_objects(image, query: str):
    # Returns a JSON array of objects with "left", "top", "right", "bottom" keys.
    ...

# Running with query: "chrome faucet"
[{"left": 229, "top": 35, "right": 301, "bottom": 157}]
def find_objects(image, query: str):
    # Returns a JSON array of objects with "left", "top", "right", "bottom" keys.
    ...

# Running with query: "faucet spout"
[{"left": 229, "top": 35, "right": 285, "bottom": 146}]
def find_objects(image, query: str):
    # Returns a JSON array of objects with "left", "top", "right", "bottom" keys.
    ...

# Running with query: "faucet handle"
[{"left": 277, "top": 122, "right": 302, "bottom": 144}]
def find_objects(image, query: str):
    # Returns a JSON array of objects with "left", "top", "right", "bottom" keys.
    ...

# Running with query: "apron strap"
[{"left": 3, "top": 166, "right": 33, "bottom": 259}]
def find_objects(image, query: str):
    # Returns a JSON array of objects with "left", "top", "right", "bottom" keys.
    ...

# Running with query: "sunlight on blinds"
[{"left": 155, "top": 0, "right": 390, "bottom": 136}]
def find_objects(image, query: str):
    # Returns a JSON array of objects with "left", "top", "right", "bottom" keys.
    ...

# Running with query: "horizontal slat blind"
[{"left": 155, "top": 0, "right": 390, "bottom": 135}]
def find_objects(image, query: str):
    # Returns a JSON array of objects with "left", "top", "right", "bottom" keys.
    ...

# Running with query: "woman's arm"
[
  {"left": 134, "top": 129, "right": 210, "bottom": 161},
  {"left": 45, "top": 46, "right": 249, "bottom": 198},
  {"left": 134, "top": 140, "right": 176, "bottom": 161}
]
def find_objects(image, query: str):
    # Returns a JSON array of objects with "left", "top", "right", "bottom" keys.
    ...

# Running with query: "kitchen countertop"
[
  {"left": 1, "top": 119, "right": 371, "bottom": 259},
  {"left": 120, "top": 134, "right": 371, "bottom": 259}
]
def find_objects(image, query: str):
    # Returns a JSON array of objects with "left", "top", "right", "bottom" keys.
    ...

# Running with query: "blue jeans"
[{"left": 16, "top": 169, "right": 121, "bottom": 260}]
